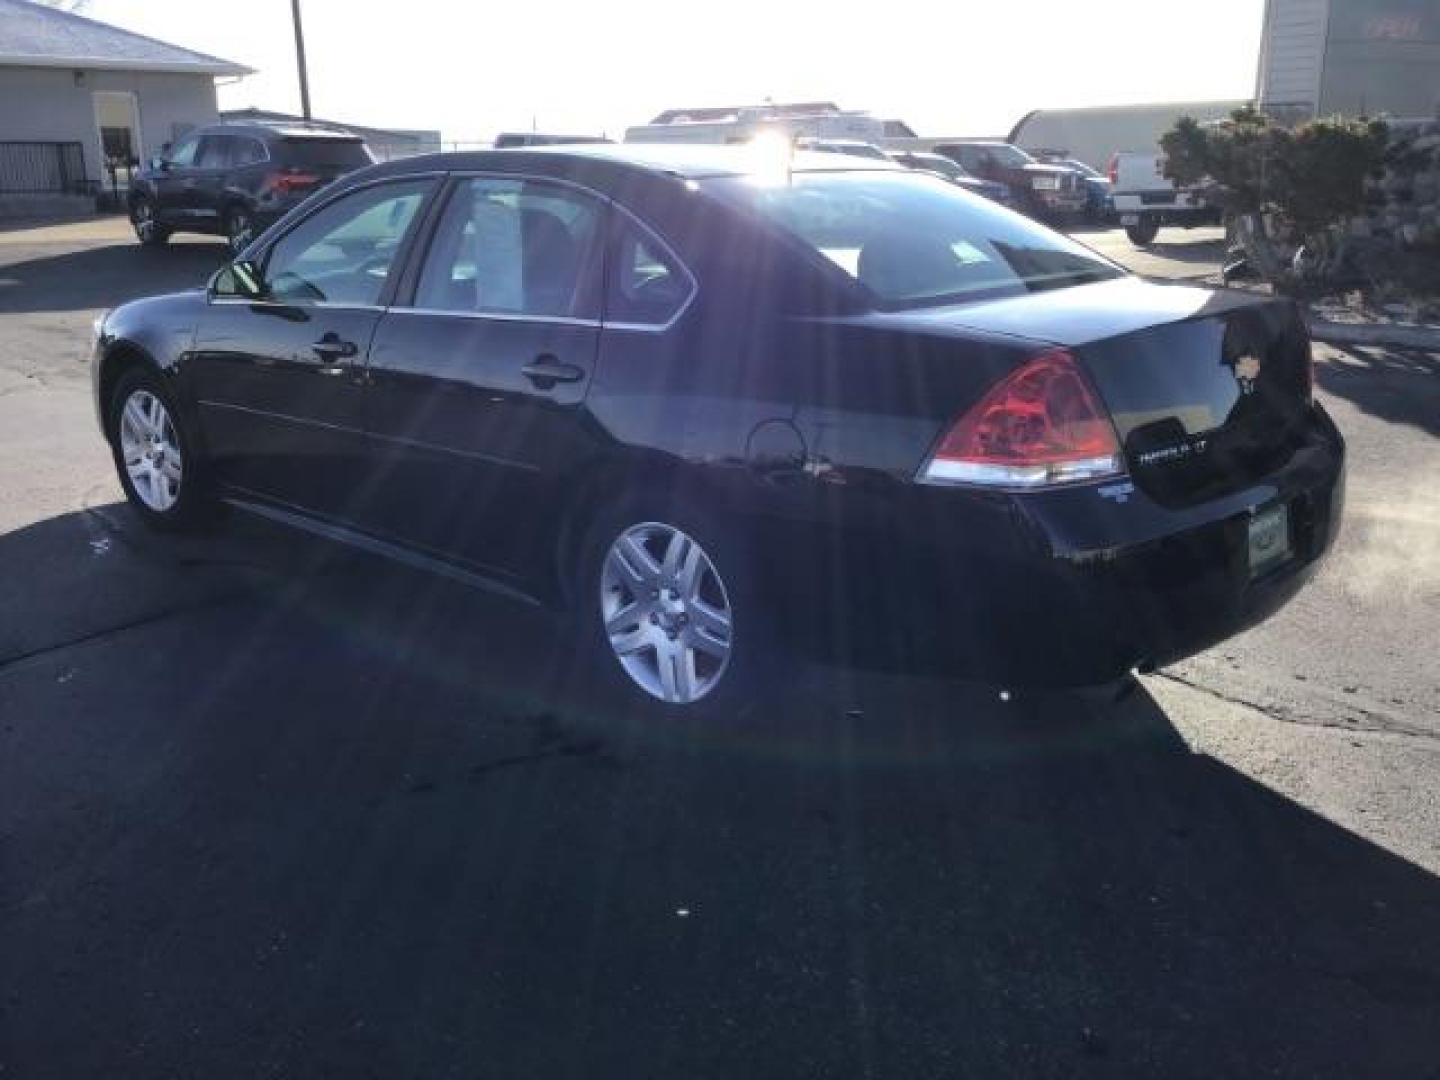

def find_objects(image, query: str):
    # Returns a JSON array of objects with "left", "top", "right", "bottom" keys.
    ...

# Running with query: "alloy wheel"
[
  {"left": 119, "top": 389, "right": 183, "bottom": 512},
  {"left": 228, "top": 210, "right": 253, "bottom": 254},
  {"left": 132, "top": 201, "right": 155, "bottom": 242},
  {"left": 599, "top": 522, "right": 733, "bottom": 704}
]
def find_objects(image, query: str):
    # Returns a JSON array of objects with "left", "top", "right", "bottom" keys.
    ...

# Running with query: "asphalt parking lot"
[{"left": 3, "top": 216, "right": 1439, "bottom": 1077}]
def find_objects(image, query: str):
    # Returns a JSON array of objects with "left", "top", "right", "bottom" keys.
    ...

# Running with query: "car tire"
[
  {"left": 107, "top": 367, "right": 214, "bottom": 532},
  {"left": 1125, "top": 218, "right": 1160, "bottom": 246},
  {"left": 225, "top": 205, "right": 256, "bottom": 256},
  {"left": 574, "top": 494, "right": 775, "bottom": 718},
  {"left": 130, "top": 197, "right": 170, "bottom": 247}
]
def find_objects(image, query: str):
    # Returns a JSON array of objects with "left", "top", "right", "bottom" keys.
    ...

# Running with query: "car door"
[
  {"left": 150, "top": 131, "right": 201, "bottom": 223},
  {"left": 189, "top": 176, "right": 438, "bottom": 519},
  {"left": 360, "top": 174, "right": 606, "bottom": 585},
  {"left": 188, "top": 132, "right": 233, "bottom": 228}
]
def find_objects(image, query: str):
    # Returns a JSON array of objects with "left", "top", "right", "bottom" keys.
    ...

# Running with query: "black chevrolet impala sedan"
[{"left": 91, "top": 144, "right": 1344, "bottom": 710}]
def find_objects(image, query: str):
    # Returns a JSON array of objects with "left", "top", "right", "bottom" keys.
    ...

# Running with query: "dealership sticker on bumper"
[{"left": 1248, "top": 503, "right": 1292, "bottom": 578}]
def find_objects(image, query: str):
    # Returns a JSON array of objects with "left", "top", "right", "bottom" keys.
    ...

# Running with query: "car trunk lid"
[{"left": 902, "top": 278, "right": 1314, "bottom": 504}]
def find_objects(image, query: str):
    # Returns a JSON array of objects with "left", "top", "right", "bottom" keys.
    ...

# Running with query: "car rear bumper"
[
  {"left": 1033, "top": 190, "right": 1088, "bottom": 213},
  {"left": 774, "top": 405, "right": 1345, "bottom": 686}
]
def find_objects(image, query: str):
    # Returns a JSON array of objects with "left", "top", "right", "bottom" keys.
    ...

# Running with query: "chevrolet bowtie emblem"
[{"left": 1234, "top": 353, "right": 1261, "bottom": 392}]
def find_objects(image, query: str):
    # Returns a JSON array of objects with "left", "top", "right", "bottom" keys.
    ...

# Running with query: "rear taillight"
[
  {"left": 265, "top": 169, "right": 320, "bottom": 195},
  {"left": 1107, "top": 155, "right": 1118, "bottom": 185},
  {"left": 919, "top": 349, "right": 1124, "bottom": 488}
]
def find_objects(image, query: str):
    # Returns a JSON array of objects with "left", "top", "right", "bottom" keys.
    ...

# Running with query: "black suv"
[{"left": 128, "top": 121, "right": 375, "bottom": 254}]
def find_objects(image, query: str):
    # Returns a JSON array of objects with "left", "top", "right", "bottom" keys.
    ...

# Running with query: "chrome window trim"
[
  {"left": 206, "top": 297, "right": 387, "bottom": 312},
  {"left": 385, "top": 306, "right": 601, "bottom": 329}
]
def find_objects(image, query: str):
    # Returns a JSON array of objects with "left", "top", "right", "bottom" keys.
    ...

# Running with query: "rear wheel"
[
  {"left": 225, "top": 205, "right": 256, "bottom": 256},
  {"left": 576, "top": 498, "right": 772, "bottom": 717},
  {"left": 130, "top": 197, "right": 170, "bottom": 247},
  {"left": 1125, "top": 218, "right": 1160, "bottom": 246},
  {"left": 108, "top": 368, "right": 212, "bottom": 531}
]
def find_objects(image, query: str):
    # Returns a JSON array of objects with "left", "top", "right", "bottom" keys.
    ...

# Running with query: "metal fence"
[{"left": 0, "top": 141, "right": 90, "bottom": 194}]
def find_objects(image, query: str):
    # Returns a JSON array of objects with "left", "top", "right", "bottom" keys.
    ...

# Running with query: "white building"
[
  {"left": 0, "top": 0, "right": 249, "bottom": 214},
  {"left": 1256, "top": 0, "right": 1440, "bottom": 119},
  {"left": 1008, "top": 101, "right": 1248, "bottom": 171}
]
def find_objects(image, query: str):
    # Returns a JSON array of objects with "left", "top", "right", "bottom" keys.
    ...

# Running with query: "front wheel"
[
  {"left": 130, "top": 197, "right": 170, "bottom": 247},
  {"left": 576, "top": 501, "right": 773, "bottom": 716},
  {"left": 1125, "top": 218, "right": 1160, "bottom": 246},
  {"left": 225, "top": 206, "right": 256, "bottom": 255},
  {"left": 108, "top": 368, "right": 213, "bottom": 531}
]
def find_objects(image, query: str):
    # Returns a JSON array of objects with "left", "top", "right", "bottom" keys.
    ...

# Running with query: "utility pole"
[{"left": 290, "top": 0, "right": 312, "bottom": 119}]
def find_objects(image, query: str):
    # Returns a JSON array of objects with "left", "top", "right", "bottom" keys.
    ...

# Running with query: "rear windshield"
[
  {"left": 706, "top": 170, "right": 1124, "bottom": 309},
  {"left": 279, "top": 138, "right": 374, "bottom": 170}
]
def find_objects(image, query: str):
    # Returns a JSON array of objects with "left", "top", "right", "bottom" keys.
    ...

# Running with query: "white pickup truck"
[{"left": 1107, "top": 152, "right": 1221, "bottom": 246}]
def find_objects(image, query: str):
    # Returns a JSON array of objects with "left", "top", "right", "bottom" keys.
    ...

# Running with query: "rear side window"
[
  {"left": 605, "top": 217, "right": 692, "bottom": 326},
  {"left": 197, "top": 134, "right": 231, "bottom": 168},
  {"left": 232, "top": 137, "right": 266, "bottom": 167},
  {"left": 280, "top": 138, "right": 374, "bottom": 170},
  {"left": 415, "top": 177, "right": 604, "bottom": 319}
]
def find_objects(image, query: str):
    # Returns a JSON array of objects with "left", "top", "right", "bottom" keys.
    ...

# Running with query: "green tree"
[{"left": 1159, "top": 106, "right": 1388, "bottom": 285}]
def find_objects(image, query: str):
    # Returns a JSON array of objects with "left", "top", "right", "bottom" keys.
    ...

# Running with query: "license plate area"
[
  {"left": 1120, "top": 213, "right": 1140, "bottom": 226},
  {"left": 1248, "top": 503, "right": 1293, "bottom": 578}
]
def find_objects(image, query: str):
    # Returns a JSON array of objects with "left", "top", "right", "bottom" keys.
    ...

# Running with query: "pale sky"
[{"left": 84, "top": 0, "right": 1267, "bottom": 143}]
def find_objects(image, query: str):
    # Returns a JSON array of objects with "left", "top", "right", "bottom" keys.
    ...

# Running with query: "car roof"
[
  {"left": 381, "top": 142, "right": 901, "bottom": 181},
  {"left": 211, "top": 120, "right": 363, "bottom": 141}
]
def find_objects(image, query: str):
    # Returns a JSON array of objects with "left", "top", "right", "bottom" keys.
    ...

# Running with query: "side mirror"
[
  {"left": 150, "top": 156, "right": 168, "bottom": 171},
  {"left": 210, "top": 259, "right": 265, "bottom": 300}
]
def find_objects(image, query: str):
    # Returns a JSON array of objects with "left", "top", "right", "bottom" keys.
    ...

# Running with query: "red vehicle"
[{"left": 933, "top": 140, "right": 1087, "bottom": 220}]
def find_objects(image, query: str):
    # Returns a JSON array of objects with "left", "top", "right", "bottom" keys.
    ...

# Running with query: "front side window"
[
  {"left": 263, "top": 179, "right": 432, "bottom": 306},
  {"left": 166, "top": 134, "right": 200, "bottom": 168},
  {"left": 707, "top": 170, "right": 1123, "bottom": 309},
  {"left": 415, "top": 177, "right": 603, "bottom": 318}
]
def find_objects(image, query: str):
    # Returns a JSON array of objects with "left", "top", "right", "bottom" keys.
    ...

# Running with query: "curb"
[{"left": 1307, "top": 318, "right": 1440, "bottom": 351}]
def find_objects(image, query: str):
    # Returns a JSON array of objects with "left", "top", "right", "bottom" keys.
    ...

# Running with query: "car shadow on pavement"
[
  {"left": 0, "top": 240, "right": 227, "bottom": 314},
  {"left": 3, "top": 504, "right": 1440, "bottom": 1077},
  {"left": 1319, "top": 345, "right": 1440, "bottom": 438}
]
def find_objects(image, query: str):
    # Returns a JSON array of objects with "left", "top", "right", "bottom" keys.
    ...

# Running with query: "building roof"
[{"left": 0, "top": 0, "right": 251, "bottom": 76}]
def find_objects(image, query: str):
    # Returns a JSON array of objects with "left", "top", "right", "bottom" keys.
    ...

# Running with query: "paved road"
[
  {"left": 1072, "top": 224, "right": 1227, "bottom": 282},
  {"left": 2, "top": 218, "right": 1439, "bottom": 1077}
]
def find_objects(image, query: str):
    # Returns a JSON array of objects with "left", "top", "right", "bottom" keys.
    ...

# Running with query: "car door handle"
[
  {"left": 311, "top": 334, "right": 359, "bottom": 374},
  {"left": 520, "top": 356, "right": 585, "bottom": 390},
  {"left": 312, "top": 335, "right": 358, "bottom": 360}
]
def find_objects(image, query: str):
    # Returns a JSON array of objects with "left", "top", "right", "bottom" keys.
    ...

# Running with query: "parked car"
[
  {"left": 1034, "top": 153, "right": 1113, "bottom": 223},
  {"left": 887, "top": 150, "right": 1014, "bottom": 206},
  {"left": 793, "top": 137, "right": 892, "bottom": 160},
  {"left": 128, "top": 120, "right": 376, "bottom": 254},
  {"left": 92, "top": 145, "right": 1343, "bottom": 713},
  {"left": 932, "top": 140, "right": 1086, "bottom": 220},
  {"left": 1108, "top": 151, "right": 1222, "bottom": 245}
]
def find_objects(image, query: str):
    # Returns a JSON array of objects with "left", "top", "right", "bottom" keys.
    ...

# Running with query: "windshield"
[
  {"left": 707, "top": 170, "right": 1123, "bottom": 308},
  {"left": 982, "top": 143, "right": 1034, "bottom": 168},
  {"left": 916, "top": 155, "right": 966, "bottom": 181}
]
